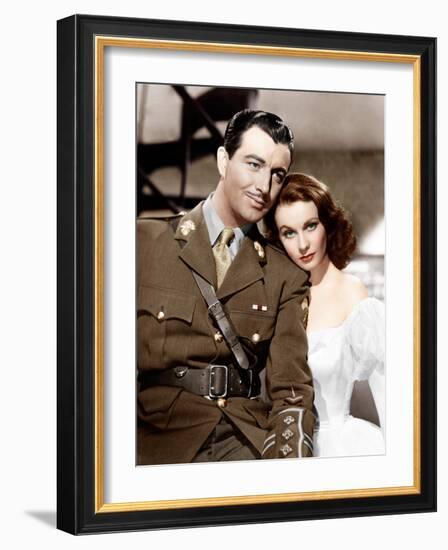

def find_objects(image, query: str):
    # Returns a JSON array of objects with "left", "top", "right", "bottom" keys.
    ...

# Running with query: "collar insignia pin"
[
  {"left": 179, "top": 219, "right": 196, "bottom": 236},
  {"left": 254, "top": 241, "right": 265, "bottom": 259}
]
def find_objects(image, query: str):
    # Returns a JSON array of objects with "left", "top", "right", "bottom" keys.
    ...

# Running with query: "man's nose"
[{"left": 255, "top": 171, "right": 271, "bottom": 195}]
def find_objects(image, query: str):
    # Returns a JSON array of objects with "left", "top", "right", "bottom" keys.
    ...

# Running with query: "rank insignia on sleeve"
[{"left": 280, "top": 444, "right": 293, "bottom": 457}]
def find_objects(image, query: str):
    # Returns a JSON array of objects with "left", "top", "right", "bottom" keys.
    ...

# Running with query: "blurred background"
[{"left": 136, "top": 83, "right": 384, "bottom": 301}]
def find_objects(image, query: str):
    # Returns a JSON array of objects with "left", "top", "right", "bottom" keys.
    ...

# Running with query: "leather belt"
[{"left": 140, "top": 365, "right": 261, "bottom": 399}]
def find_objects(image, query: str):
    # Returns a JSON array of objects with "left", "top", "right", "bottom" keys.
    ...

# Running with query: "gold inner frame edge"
[{"left": 94, "top": 35, "right": 422, "bottom": 513}]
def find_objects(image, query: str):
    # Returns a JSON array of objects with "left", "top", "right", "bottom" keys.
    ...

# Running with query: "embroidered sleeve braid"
[{"left": 262, "top": 407, "right": 314, "bottom": 459}]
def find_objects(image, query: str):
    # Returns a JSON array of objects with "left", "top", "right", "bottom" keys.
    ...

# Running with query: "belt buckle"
[{"left": 208, "top": 364, "right": 228, "bottom": 399}]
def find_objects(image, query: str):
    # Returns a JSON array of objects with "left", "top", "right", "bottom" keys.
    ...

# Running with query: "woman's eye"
[
  {"left": 306, "top": 223, "right": 318, "bottom": 231},
  {"left": 282, "top": 230, "right": 295, "bottom": 239}
]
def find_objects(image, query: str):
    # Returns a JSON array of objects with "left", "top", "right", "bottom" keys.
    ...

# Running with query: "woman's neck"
[{"left": 309, "top": 255, "right": 336, "bottom": 286}]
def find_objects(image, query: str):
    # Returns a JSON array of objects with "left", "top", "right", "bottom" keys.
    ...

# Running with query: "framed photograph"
[{"left": 57, "top": 14, "right": 436, "bottom": 534}]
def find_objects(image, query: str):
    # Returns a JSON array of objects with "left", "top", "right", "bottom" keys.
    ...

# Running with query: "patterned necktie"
[{"left": 213, "top": 227, "right": 235, "bottom": 288}]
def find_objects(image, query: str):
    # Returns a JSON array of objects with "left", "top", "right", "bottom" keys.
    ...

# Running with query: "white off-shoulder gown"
[{"left": 308, "top": 297, "right": 385, "bottom": 458}]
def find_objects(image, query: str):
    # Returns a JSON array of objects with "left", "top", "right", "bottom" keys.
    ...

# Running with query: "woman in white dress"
[{"left": 266, "top": 173, "right": 385, "bottom": 458}]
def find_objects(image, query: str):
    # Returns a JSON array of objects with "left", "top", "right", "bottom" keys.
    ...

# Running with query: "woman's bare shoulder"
[{"left": 340, "top": 273, "right": 368, "bottom": 307}]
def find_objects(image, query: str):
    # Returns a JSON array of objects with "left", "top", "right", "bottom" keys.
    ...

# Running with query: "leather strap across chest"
[{"left": 170, "top": 216, "right": 252, "bottom": 371}]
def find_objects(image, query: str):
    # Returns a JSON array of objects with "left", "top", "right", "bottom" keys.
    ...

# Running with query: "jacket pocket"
[
  {"left": 229, "top": 310, "right": 276, "bottom": 344},
  {"left": 137, "top": 284, "right": 196, "bottom": 368}
]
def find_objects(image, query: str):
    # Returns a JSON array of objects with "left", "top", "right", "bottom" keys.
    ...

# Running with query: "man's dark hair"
[{"left": 223, "top": 109, "right": 295, "bottom": 161}]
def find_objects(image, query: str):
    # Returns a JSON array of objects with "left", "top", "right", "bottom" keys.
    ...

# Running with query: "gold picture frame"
[{"left": 57, "top": 14, "right": 436, "bottom": 534}]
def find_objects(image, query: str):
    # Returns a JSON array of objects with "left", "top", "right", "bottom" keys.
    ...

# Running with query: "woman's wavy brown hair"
[{"left": 265, "top": 173, "right": 357, "bottom": 269}]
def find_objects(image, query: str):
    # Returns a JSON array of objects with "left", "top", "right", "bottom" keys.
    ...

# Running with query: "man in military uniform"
[{"left": 137, "top": 109, "right": 315, "bottom": 464}]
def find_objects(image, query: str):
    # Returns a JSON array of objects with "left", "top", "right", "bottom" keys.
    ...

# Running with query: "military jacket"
[{"left": 137, "top": 203, "right": 315, "bottom": 464}]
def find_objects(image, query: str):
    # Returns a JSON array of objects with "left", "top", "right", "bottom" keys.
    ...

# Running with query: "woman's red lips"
[{"left": 300, "top": 253, "right": 315, "bottom": 262}]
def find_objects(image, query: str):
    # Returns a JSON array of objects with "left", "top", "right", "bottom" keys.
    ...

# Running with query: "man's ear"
[{"left": 216, "top": 146, "right": 229, "bottom": 178}]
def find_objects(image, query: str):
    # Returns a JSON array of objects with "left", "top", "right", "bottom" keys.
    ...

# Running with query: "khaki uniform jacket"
[{"left": 137, "top": 203, "right": 315, "bottom": 464}]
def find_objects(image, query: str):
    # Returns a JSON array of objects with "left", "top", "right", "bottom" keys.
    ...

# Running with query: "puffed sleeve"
[
  {"left": 261, "top": 270, "right": 315, "bottom": 459},
  {"left": 345, "top": 298, "right": 385, "bottom": 430},
  {"left": 345, "top": 298, "right": 385, "bottom": 380}
]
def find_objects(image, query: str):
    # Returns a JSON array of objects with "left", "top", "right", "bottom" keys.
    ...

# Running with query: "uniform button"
[
  {"left": 214, "top": 331, "right": 223, "bottom": 343},
  {"left": 217, "top": 398, "right": 227, "bottom": 408},
  {"left": 251, "top": 332, "right": 260, "bottom": 343},
  {"left": 157, "top": 310, "right": 165, "bottom": 321}
]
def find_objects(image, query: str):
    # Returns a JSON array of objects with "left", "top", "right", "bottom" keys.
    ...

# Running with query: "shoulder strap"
[
  {"left": 169, "top": 216, "right": 251, "bottom": 370},
  {"left": 192, "top": 271, "right": 250, "bottom": 370}
]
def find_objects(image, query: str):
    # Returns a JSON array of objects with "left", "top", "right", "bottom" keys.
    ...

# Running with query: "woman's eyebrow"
[
  {"left": 278, "top": 218, "right": 319, "bottom": 231},
  {"left": 304, "top": 217, "right": 319, "bottom": 225}
]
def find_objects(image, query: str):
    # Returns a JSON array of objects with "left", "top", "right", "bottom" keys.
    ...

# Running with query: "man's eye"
[
  {"left": 248, "top": 162, "right": 260, "bottom": 169},
  {"left": 272, "top": 172, "right": 285, "bottom": 184}
]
